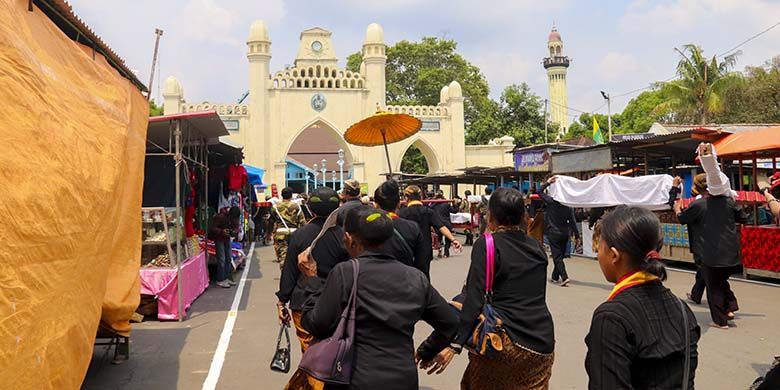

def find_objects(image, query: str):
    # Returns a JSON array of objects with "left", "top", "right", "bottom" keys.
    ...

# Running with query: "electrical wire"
[{"left": 605, "top": 20, "right": 780, "bottom": 100}]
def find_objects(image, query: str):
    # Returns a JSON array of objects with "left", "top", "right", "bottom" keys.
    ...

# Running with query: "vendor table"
[{"left": 139, "top": 251, "right": 209, "bottom": 320}]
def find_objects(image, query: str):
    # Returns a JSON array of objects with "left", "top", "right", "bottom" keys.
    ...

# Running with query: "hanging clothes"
[{"left": 227, "top": 164, "right": 248, "bottom": 191}]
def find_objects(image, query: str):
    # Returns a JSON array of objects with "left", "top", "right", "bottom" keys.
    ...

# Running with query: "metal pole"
[
  {"left": 752, "top": 153, "right": 758, "bottom": 225},
  {"left": 607, "top": 94, "right": 612, "bottom": 142},
  {"left": 174, "top": 120, "right": 183, "bottom": 322},
  {"left": 543, "top": 99, "right": 548, "bottom": 144},
  {"left": 147, "top": 28, "right": 163, "bottom": 102}
]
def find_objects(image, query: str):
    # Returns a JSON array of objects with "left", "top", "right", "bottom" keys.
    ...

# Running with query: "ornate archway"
[
  {"left": 284, "top": 119, "right": 353, "bottom": 193},
  {"left": 396, "top": 137, "right": 441, "bottom": 174}
]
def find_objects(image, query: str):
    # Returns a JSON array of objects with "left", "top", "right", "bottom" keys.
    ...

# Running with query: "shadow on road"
[{"left": 82, "top": 328, "right": 189, "bottom": 390}]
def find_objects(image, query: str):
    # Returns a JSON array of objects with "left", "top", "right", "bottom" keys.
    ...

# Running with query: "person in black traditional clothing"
[
  {"left": 669, "top": 174, "right": 708, "bottom": 305},
  {"left": 373, "top": 180, "right": 427, "bottom": 271},
  {"left": 297, "top": 206, "right": 458, "bottom": 390},
  {"left": 398, "top": 185, "right": 461, "bottom": 279},
  {"left": 432, "top": 190, "right": 459, "bottom": 258},
  {"left": 586, "top": 206, "right": 700, "bottom": 389},
  {"left": 421, "top": 187, "right": 555, "bottom": 390},
  {"left": 336, "top": 179, "right": 363, "bottom": 226},
  {"left": 538, "top": 176, "right": 580, "bottom": 286},
  {"left": 275, "top": 187, "right": 348, "bottom": 352}
]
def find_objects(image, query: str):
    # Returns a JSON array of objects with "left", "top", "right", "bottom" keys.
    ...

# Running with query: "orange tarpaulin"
[
  {"left": 0, "top": 0, "right": 147, "bottom": 388},
  {"left": 713, "top": 127, "right": 780, "bottom": 158}
]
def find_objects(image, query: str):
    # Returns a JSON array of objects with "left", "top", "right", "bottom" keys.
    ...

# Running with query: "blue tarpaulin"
[{"left": 243, "top": 164, "right": 266, "bottom": 188}]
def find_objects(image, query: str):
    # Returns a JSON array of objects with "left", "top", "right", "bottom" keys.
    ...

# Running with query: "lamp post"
[
  {"left": 337, "top": 149, "right": 345, "bottom": 192},
  {"left": 320, "top": 159, "right": 327, "bottom": 187},
  {"left": 600, "top": 90, "right": 612, "bottom": 142},
  {"left": 313, "top": 163, "right": 318, "bottom": 189}
]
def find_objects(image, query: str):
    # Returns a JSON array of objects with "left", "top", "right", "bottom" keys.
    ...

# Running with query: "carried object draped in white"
[
  {"left": 699, "top": 145, "right": 737, "bottom": 198},
  {"left": 548, "top": 174, "right": 674, "bottom": 210}
]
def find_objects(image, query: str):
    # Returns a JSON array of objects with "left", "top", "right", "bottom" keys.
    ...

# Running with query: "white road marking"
[{"left": 202, "top": 242, "right": 255, "bottom": 390}]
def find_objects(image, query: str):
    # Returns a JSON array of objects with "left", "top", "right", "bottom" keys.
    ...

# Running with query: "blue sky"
[{"left": 69, "top": 0, "right": 780, "bottom": 118}]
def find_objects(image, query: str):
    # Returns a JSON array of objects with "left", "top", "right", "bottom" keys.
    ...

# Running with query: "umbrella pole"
[{"left": 382, "top": 130, "right": 392, "bottom": 179}]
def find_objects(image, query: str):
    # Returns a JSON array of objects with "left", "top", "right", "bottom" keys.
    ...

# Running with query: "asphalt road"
[{"left": 83, "top": 244, "right": 780, "bottom": 389}]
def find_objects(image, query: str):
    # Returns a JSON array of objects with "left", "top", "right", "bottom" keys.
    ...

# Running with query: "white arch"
[
  {"left": 283, "top": 117, "right": 356, "bottom": 165},
  {"left": 396, "top": 136, "right": 441, "bottom": 174}
]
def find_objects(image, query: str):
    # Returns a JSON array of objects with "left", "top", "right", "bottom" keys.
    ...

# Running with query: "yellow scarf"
[
  {"left": 607, "top": 270, "right": 659, "bottom": 301},
  {"left": 407, "top": 201, "right": 423, "bottom": 207}
]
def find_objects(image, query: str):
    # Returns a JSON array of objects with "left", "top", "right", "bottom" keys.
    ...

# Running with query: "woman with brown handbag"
[{"left": 420, "top": 187, "right": 555, "bottom": 389}]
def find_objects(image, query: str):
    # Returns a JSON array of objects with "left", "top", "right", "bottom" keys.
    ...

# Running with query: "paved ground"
[{"left": 83, "top": 244, "right": 780, "bottom": 389}]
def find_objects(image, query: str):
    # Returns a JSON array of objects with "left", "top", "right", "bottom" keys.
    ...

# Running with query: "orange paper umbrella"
[{"left": 344, "top": 110, "right": 422, "bottom": 177}]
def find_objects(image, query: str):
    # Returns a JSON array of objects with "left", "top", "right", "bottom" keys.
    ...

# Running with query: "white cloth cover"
[
  {"left": 548, "top": 174, "right": 674, "bottom": 210},
  {"left": 450, "top": 213, "right": 472, "bottom": 224}
]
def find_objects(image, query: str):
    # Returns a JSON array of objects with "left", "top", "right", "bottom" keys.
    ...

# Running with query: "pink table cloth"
[{"left": 140, "top": 251, "right": 209, "bottom": 320}]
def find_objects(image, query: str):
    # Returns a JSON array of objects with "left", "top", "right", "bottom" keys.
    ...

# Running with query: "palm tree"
[{"left": 657, "top": 44, "right": 742, "bottom": 124}]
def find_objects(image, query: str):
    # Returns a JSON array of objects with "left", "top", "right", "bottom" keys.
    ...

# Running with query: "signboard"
[
  {"left": 223, "top": 119, "right": 239, "bottom": 132},
  {"left": 552, "top": 147, "right": 613, "bottom": 174},
  {"left": 420, "top": 120, "right": 440, "bottom": 132},
  {"left": 514, "top": 150, "right": 550, "bottom": 172}
]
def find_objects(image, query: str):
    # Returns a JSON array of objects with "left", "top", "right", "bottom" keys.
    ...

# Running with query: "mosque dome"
[
  {"left": 248, "top": 20, "right": 269, "bottom": 41},
  {"left": 548, "top": 27, "right": 562, "bottom": 43},
  {"left": 163, "top": 76, "right": 181, "bottom": 95},
  {"left": 448, "top": 80, "right": 462, "bottom": 98},
  {"left": 364, "top": 23, "right": 384, "bottom": 44},
  {"left": 439, "top": 85, "right": 449, "bottom": 103}
]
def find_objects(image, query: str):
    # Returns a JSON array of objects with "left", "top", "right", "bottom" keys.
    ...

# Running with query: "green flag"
[{"left": 592, "top": 116, "right": 605, "bottom": 144}]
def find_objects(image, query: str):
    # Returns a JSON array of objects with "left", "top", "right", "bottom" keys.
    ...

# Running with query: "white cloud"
[
  {"left": 471, "top": 52, "right": 535, "bottom": 97},
  {"left": 174, "top": 0, "right": 287, "bottom": 46},
  {"left": 598, "top": 51, "right": 640, "bottom": 82}
]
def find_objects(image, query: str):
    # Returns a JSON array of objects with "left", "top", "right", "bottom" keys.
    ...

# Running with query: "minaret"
[
  {"left": 162, "top": 76, "right": 183, "bottom": 115},
  {"left": 543, "top": 25, "right": 570, "bottom": 137},
  {"left": 362, "top": 23, "right": 386, "bottom": 110},
  {"left": 247, "top": 20, "right": 271, "bottom": 168}
]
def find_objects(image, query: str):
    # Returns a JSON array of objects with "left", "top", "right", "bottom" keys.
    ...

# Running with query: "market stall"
[
  {"left": 712, "top": 127, "right": 780, "bottom": 279},
  {"left": 1, "top": 0, "right": 148, "bottom": 386},
  {"left": 141, "top": 111, "right": 229, "bottom": 321}
]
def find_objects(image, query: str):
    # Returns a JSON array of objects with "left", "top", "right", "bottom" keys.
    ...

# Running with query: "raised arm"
[{"left": 698, "top": 143, "right": 733, "bottom": 197}]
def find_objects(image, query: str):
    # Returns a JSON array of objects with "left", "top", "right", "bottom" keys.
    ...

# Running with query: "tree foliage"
[
  {"left": 346, "top": 37, "right": 496, "bottom": 145},
  {"left": 715, "top": 56, "right": 780, "bottom": 123},
  {"left": 467, "top": 83, "right": 550, "bottom": 146},
  {"left": 656, "top": 44, "right": 741, "bottom": 124},
  {"left": 149, "top": 99, "right": 164, "bottom": 116},
  {"left": 400, "top": 146, "right": 428, "bottom": 174}
]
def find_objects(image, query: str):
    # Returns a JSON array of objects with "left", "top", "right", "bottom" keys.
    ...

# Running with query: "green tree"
[
  {"left": 716, "top": 56, "right": 780, "bottom": 123},
  {"left": 657, "top": 44, "right": 741, "bottom": 124},
  {"left": 618, "top": 88, "right": 671, "bottom": 133},
  {"left": 149, "top": 99, "right": 164, "bottom": 116},
  {"left": 345, "top": 37, "right": 493, "bottom": 142},
  {"left": 563, "top": 113, "right": 617, "bottom": 141},
  {"left": 400, "top": 146, "right": 428, "bottom": 174}
]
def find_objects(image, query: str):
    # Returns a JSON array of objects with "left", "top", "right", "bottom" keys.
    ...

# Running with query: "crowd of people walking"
[{"left": 266, "top": 141, "right": 779, "bottom": 389}]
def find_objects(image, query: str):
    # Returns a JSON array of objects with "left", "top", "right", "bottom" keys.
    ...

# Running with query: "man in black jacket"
[
  {"left": 275, "top": 186, "right": 348, "bottom": 352},
  {"left": 539, "top": 176, "right": 580, "bottom": 286},
  {"left": 674, "top": 175, "right": 748, "bottom": 328},
  {"left": 433, "top": 190, "right": 458, "bottom": 258},
  {"left": 669, "top": 174, "right": 707, "bottom": 304}
]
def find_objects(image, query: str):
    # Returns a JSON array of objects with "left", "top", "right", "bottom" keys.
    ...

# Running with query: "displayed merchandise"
[
  {"left": 548, "top": 174, "right": 674, "bottom": 210},
  {"left": 141, "top": 207, "right": 188, "bottom": 268}
]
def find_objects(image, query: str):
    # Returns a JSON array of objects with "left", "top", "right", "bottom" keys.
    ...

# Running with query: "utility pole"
[
  {"left": 543, "top": 98, "right": 549, "bottom": 144},
  {"left": 147, "top": 28, "right": 163, "bottom": 101},
  {"left": 600, "top": 91, "right": 612, "bottom": 142}
]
